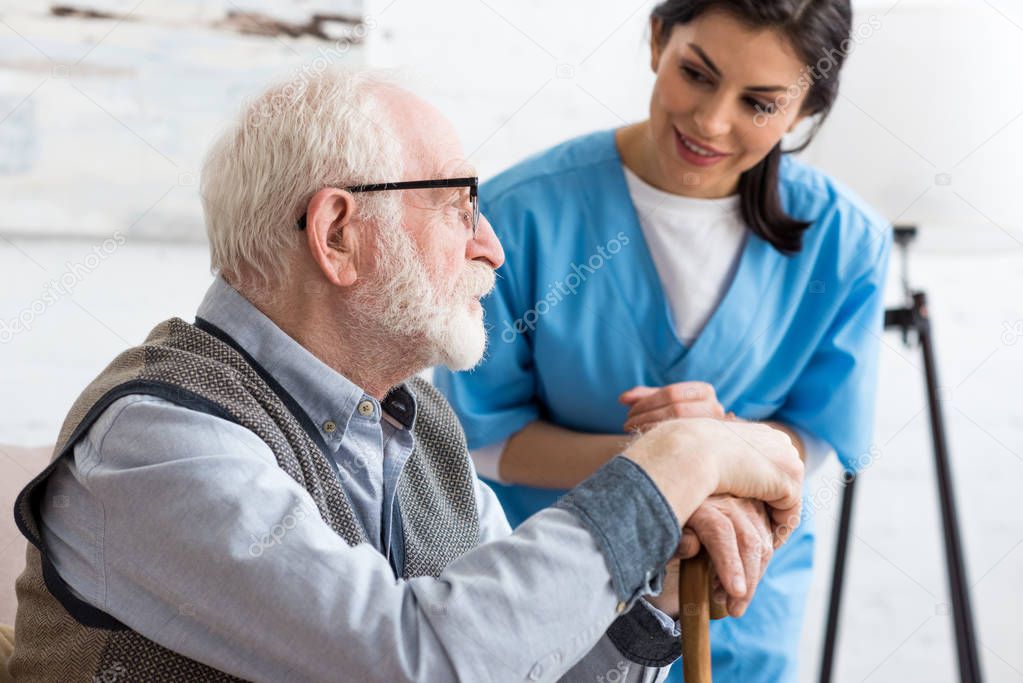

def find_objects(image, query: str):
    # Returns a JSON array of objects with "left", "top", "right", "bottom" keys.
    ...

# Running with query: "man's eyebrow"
[
  {"left": 432, "top": 156, "right": 477, "bottom": 177},
  {"left": 441, "top": 163, "right": 477, "bottom": 178},
  {"left": 686, "top": 42, "right": 787, "bottom": 93}
]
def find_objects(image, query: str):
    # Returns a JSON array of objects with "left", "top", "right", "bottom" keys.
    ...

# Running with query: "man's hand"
[
  {"left": 645, "top": 498, "right": 773, "bottom": 620},
  {"left": 685, "top": 496, "right": 773, "bottom": 617},
  {"left": 620, "top": 382, "right": 726, "bottom": 433},
  {"left": 623, "top": 418, "right": 804, "bottom": 548},
  {"left": 621, "top": 385, "right": 801, "bottom": 621}
]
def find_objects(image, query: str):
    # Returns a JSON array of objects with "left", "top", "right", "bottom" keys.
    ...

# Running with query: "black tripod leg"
[
  {"left": 916, "top": 293, "right": 984, "bottom": 683},
  {"left": 819, "top": 473, "right": 857, "bottom": 683}
]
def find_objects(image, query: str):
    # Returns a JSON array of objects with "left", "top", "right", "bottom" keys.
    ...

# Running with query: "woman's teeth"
[{"left": 681, "top": 135, "right": 718, "bottom": 157}]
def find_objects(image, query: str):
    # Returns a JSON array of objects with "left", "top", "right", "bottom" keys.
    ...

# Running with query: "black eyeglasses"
[{"left": 296, "top": 177, "right": 480, "bottom": 237}]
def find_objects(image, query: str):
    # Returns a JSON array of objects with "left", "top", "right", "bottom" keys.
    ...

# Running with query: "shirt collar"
[{"left": 195, "top": 276, "right": 416, "bottom": 442}]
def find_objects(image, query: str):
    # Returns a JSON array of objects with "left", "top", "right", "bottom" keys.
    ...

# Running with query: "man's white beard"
[{"left": 353, "top": 226, "right": 495, "bottom": 372}]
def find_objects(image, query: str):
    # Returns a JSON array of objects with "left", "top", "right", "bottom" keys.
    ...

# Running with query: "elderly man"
[{"left": 7, "top": 69, "right": 802, "bottom": 682}]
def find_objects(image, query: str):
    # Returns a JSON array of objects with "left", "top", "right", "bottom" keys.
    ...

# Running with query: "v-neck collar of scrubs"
[{"left": 585, "top": 129, "right": 785, "bottom": 388}]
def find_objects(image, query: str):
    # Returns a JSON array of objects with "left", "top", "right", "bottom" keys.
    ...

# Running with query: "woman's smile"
[{"left": 674, "top": 127, "right": 732, "bottom": 167}]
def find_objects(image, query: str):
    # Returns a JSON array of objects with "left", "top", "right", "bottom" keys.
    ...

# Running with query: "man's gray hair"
[{"left": 201, "top": 67, "right": 405, "bottom": 294}]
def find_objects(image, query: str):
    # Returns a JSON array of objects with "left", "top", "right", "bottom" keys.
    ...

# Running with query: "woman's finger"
[
  {"left": 618, "top": 385, "right": 657, "bottom": 404},
  {"left": 622, "top": 381, "right": 716, "bottom": 413},
  {"left": 624, "top": 402, "right": 723, "bottom": 431},
  {"left": 626, "top": 399, "right": 724, "bottom": 422}
]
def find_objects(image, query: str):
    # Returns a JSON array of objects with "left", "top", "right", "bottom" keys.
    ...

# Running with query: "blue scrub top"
[{"left": 436, "top": 129, "right": 891, "bottom": 682}]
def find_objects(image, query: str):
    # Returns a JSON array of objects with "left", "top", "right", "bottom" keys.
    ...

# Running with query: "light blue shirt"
[{"left": 36, "top": 276, "right": 682, "bottom": 682}]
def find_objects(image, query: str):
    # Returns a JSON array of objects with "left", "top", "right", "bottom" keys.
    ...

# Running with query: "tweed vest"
[{"left": 7, "top": 316, "right": 480, "bottom": 682}]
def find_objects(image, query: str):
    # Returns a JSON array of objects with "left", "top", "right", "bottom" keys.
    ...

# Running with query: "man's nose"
[{"left": 467, "top": 214, "right": 505, "bottom": 270}]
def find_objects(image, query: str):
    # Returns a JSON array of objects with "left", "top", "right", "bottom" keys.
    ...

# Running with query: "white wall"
[
  {"left": 0, "top": 1, "right": 367, "bottom": 242},
  {"left": 5, "top": 0, "right": 1021, "bottom": 244},
  {"left": 368, "top": 0, "right": 1023, "bottom": 247},
  {"left": 804, "top": 0, "right": 1023, "bottom": 241}
]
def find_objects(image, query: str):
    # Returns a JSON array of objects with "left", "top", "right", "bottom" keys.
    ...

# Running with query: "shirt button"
[
  {"left": 322, "top": 420, "right": 337, "bottom": 433},
  {"left": 616, "top": 601, "right": 627, "bottom": 614},
  {"left": 357, "top": 400, "right": 375, "bottom": 417}
]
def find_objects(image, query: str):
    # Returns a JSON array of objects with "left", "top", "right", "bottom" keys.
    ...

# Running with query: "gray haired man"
[{"left": 8, "top": 69, "right": 802, "bottom": 682}]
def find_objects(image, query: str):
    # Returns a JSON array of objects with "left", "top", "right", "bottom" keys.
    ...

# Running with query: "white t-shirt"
[
  {"left": 622, "top": 165, "right": 748, "bottom": 346},
  {"left": 471, "top": 165, "right": 833, "bottom": 481}
]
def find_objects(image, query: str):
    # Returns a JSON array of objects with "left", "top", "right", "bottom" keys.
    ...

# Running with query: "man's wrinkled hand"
[{"left": 684, "top": 495, "right": 773, "bottom": 618}]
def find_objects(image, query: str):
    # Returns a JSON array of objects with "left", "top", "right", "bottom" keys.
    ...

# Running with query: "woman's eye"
[
  {"left": 681, "top": 66, "right": 710, "bottom": 84},
  {"left": 747, "top": 97, "right": 775, "bottom": 114}
]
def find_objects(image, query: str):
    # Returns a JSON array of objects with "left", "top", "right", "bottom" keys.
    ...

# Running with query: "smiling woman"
[
  {"left": 433, "top": 1, "right": 893, "bottom": 682},
  {"left": 637, "top": 0, "right": 856, "bottom": 252}
]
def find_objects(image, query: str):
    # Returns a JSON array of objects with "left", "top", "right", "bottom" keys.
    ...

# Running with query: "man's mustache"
[{"left": 457, "top": 262, "right": 496, "bottom": 300}]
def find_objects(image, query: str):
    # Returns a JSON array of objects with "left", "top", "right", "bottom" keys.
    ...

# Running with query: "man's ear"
[
  {"left": 304, "top": 187, "right": 360, "bottom": 287},
  {"left": 650, "top": 18, "right": 665, "bottom": 73}
]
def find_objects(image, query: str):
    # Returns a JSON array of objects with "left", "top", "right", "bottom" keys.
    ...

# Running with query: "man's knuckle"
[{"left": 705, "top": 523, "right": 732, "bottom": 544}]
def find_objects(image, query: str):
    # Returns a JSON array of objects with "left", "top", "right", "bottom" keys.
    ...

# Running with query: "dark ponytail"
[
  {"left": 738, "top": 143, "right": 805, "bottom": 252},
  {"left": 650, "top": 0, "right": 853, "bottom": 254}
]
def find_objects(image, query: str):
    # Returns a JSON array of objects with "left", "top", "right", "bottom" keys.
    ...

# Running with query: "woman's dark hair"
[{"left": 650, "top": 0, "right": 853, "bottom": 253}]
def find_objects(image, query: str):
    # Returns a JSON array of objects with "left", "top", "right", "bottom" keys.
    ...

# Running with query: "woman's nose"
[{"left": 692, "top": 94, "right": 732, "bottom": 139}]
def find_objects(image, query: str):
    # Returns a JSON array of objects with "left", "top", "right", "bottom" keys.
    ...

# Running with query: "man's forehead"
[
  {"left": 376, "top": 85, "right": 471, "bottom": 179},
  {"left": 404, "top": 130, "right": 473, "bottom": 180},
  {"left": 403, "top": 147, "right": 474, "bottom": 182}
]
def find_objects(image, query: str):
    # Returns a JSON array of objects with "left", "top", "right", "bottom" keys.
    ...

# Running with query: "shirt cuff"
[
  {"left": 555, "top": 456, "right": 680, "bottom": 606},
  {"left": 469, "top": 439, "right": 508, "bottom": 483},
  {"left": 606, "top": 600, "right": 682, "bottom": 667},
  {"left": 638, "top": 598, "right": 681, "bottom": 637}
]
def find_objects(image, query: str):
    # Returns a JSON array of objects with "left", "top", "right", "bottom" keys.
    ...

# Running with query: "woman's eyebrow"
[
  {"left": 686, "top": 42, "right": 788, "bottom": 93},
  {"left": 688, "top": 43, "right": 722, "bottom": 77}
]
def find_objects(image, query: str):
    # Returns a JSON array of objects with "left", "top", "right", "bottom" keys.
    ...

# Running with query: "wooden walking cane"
[{"left": 679, "top": 548, "right": 728, "bottom": 682}]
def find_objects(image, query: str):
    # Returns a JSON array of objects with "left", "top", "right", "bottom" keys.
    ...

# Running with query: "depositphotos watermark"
[
  {"left": 247, "top": 16, "right": 379, "bottom": 129},
  {"left": 248, "top": 503, "right": 310, "bottom": 557},
  {"left": 500, "top": 231, "right": 631, "bottom": 343},
  {"left": 90, "top": 661, "right": 126, "bottom": 683},
  {"left": 0, "top": 232, "right": 126, "bottom": 344},
  {"left": 753, "top": 15, "right": 883, "bottom": 128},
  {"left": 1001, "top": 320, "right": 1022, "bottom": 346},
  {"left": 596, "top": 660, "right": 631, "bottom": 683},
  {"left": 804, "top": 444, "right": 883, "bottom": 519}
]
